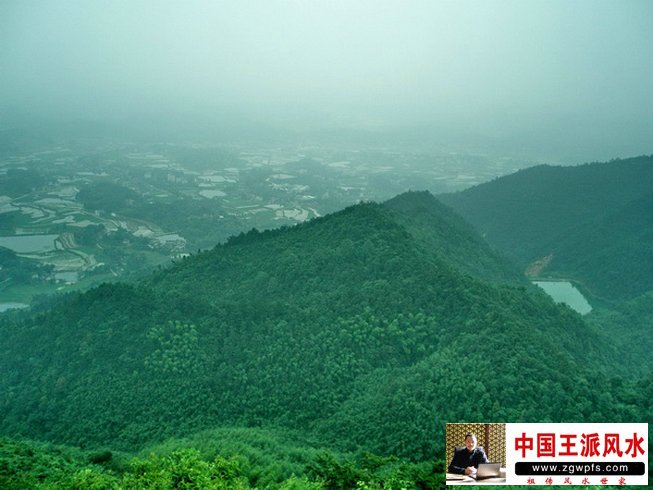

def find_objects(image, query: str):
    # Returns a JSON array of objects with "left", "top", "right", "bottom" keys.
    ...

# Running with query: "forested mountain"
[
  {"left": 382, "top": 191, "right": 523, "bottom": 285},
  {"left": 587, "top": 290, "right": 653, "bottom": 376},
  {"left": 1, "top": 191, "right": 650, "bottom": 487},
  {"left": 439, "top": 155, "right": 653, "bottom": 301}
]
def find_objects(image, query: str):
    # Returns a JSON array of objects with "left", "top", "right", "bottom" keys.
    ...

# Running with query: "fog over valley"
[{"left": 2, "top": 0, "right": 652, "bottom": 161}]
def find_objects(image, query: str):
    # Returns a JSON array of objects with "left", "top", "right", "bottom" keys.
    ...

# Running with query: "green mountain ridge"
[
  {"left": 546, "top": 191, "right": 653, "bottom": 301},
  {"left": 439, "top": 155, "right": 653, "bottom": 301},
  {"left": 382, "top": 191, "right": 524, "bottom": 286},
  {"left": 0, "top": 190, "right": 649, "bottom": 487}
]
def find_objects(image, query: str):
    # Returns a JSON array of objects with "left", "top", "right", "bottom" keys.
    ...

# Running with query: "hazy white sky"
[{"left": 1, "top": 0, "right": 652, "bottom": 156}]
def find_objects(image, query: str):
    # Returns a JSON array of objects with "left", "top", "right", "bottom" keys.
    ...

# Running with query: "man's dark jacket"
[{"left": 448, "top": 447, "right": 489, "bottom": 474}]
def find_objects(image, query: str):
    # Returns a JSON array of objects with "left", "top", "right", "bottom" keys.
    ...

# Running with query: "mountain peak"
[
  {"left": 0, "top": 188, "right": 621, "bottom": 461},
  {"left": 382, "top": 190, "right": 524, "bottom": 284}
]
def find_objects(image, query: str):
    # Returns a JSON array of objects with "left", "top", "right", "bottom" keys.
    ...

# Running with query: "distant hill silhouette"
[{"left": 440, "top": 155, "right": 653, "bottom": 301}]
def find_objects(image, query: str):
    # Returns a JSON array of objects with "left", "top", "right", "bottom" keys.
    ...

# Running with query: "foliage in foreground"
[{"left": 0, "top": 434, "right": 445, "bottom": 489}]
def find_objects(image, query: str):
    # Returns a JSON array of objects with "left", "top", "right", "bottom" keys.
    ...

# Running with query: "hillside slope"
[
  {"left": 382, "top": 191, "right": 524, "bottom": 285},
  {"left": 0, "top": 193, "right": 643, "bottom": 463},
  {"left": 439, "top": 155, "right": 653, "bottom": 300}
]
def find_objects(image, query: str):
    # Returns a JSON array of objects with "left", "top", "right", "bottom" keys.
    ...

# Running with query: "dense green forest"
[
  {"left": 586, "top": 291, "right": 653, "bottom": 375},
  {"left": 0, "top": 429, "right": 442, "bottom": 489},
  {"left": 1, "top": 191, "right": 651, "bottom": 488},
  {"left": 439, "top": 155, "right": 653, "bottom": 302},
  {"left": 437, "top": 155, "right": 653, "bottom": 488}
]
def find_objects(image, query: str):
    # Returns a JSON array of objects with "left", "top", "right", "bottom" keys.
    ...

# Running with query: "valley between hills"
[{"left": 1, "top": 145, "right": 651, "bottom": 488}]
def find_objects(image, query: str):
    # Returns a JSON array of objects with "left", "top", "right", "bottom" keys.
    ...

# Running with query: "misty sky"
[{"left": 2, "top": 0, "right": 652, "bottom": 159}]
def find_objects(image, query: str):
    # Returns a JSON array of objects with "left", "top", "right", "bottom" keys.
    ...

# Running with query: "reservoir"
[{"left": 533, "top": 280, "right": 592, "bottom": 315}]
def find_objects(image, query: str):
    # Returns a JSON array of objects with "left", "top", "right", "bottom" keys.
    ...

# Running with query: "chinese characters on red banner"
[{"left": 515, "top": 432, "right": 645, "bottom": 458}]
